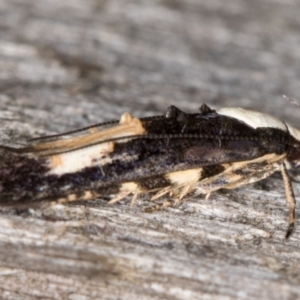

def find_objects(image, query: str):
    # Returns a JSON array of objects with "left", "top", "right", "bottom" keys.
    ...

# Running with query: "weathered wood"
[{"left": 1, "top": 0, "right": 300, "bottom": 299}]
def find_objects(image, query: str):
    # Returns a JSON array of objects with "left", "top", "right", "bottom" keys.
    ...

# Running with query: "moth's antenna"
[{"left": 283, "top": 95, "right": 300, "bottom": 109}]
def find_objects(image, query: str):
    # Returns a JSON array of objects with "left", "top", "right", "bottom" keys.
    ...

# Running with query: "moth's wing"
[
  {"left": 148, "top": 152, "right": 285, "bottom": 205},
  {"left": 28, "top": 120, "right": 120, "bottom": 143},
  {"left": 0, "top": 106, "right": 289, "bottom": 207},
  {"left": 29, "top": 113, "right": 167, "bottom": 144},
  {"left": 5, "top": 112, "right": 151, "bottom": 156}
]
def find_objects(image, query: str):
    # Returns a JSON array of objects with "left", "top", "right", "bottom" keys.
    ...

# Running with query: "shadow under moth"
[{"left": 1, "top": 104, "right": 299, "bottom": 239}]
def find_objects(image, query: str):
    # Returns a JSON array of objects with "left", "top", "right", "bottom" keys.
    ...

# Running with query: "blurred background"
[{"left": 1, "top": 0, "right": 300, "bottom": 133}]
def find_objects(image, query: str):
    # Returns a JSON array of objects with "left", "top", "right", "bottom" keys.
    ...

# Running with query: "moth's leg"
[
  {"left": 42, "top": 183, "right": 150, "bottom": 208},
  {"left": 52, "top": 176, "right": 171, "bottom": 207},
  {"left": 195, "top": 164, "right": 278, "bottom": 196},
  {"left": 195, "top": 154, "right": 287, "bottom": 196},
  {"left": 147, "top": 159, "right": 279, "bottom": 211},
  {"left": 107, "top": 191, "right": 132, "bottom": 204},
  {"left": 146, "top": 166, "right": 275, "bottom": 212},
  {"left": 150, "top": 186, "right": 173, "bottom": 201},
  {"left": 109, "top": 175, "right": 173, "bottom": 206},
  {"left": 281, "top": 162, "right": 296, "bottom": 239},
  {"left": 196, "top": 158, "right": 296, "bottom": 239},
  {"left": 224, "top": 168, "right": 278, "bottom": 190},
  {"left": 144, "top": 199, "right": 175, "bottom": 212}
]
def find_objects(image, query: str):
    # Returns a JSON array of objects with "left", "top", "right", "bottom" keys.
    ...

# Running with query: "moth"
[{"left": 1, "top": 104, "right": 299, "bottom": 238}]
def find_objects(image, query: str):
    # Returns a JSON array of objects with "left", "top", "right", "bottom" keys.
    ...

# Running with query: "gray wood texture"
[{"left": 1, "top": 0, "right": 300, "bottom": 299}]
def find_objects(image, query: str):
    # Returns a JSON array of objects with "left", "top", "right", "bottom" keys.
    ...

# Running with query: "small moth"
[{"left": 1, "top": 104, "right": 300, "bottom": 238}]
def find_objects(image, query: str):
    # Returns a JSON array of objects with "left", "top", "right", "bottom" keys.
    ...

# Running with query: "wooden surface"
[{"left": 1, "top": 0, "right": 300, "bottom": 299}]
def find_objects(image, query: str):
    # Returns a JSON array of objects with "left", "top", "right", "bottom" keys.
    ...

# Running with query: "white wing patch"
[
  {"left": 217, "top": 107, "right": 287, "bottom": 131},
  {"left": 48, "top": 142, "right": 114, "bottom": 175},
  {"left": 40, "top": 112, "right": 146, "bottom": 175}
]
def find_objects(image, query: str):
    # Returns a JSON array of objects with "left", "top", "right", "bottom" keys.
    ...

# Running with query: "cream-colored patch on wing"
[
  {"left": 30, "top": 113, "right": 145, "bottom": 156},
  {"left": 108, "top": 182, "right": 141, "bottom": 204},
  {"left": 150, "top": 169, "right": 202, "bottom": 201},
  {"left": 119, "top": 112, "right": 134, "bottom": 124},
  {"left": 217, "top": 107, "right": 287, "bottom": 131},
  {"left": 48, "top": 141, "right": 114, "bottom": 175},
  {"left": 55, "top": 190, "right": 95, "bottom": 204},
  {"left": 81, "top": 190, "right": 93, "bottom": 200},
  {"left": 166, "top": 169, "right": 202, "bottom": 186},
  {"left": 120, "top": 182, "right": 140, "bottom": 192}
]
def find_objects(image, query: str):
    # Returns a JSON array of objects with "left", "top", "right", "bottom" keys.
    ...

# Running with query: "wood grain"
[{"left": 1, "top": 0, "right": 300, "bottom": 299}]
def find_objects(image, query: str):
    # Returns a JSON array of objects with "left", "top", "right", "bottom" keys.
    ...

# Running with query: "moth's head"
[{"left": 287, "top": 147, "right": 300, "bottom": 168}]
